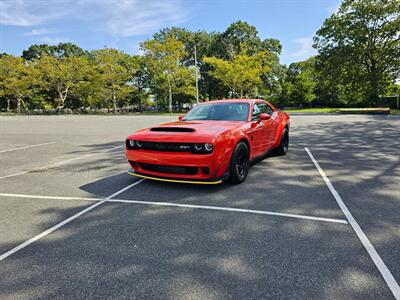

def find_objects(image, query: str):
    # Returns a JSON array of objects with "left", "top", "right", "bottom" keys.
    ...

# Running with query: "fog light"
[
  {"left": 204, "top": 143, "right": 213, "bottom": 152},
  {"left": 129, "top": 160, "right": 138, "bottom": 168},
  {"left": 202, "top": 167, "right": 210, "bottom": 175}
]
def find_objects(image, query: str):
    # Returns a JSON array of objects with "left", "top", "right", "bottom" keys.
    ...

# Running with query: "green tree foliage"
[
  {"left": 2, "top": 13, "right": 399, "bottom": 113},
  {"left": 204, "top": 50, "right": 272, "bottom": 98},
  {"left": 141, "top": 36, "right": 194, "bottom": 112},
  {"left": 314, "top": 0, "right": 400, "bottom": 104},
  {"left": 0, "top": 55, "right": 33, "bottom": 112},
  {"left": 22, "top": 43, "right": 86, "bottom": 61},
  {"left": 36, "top": 54, "right": 90, "bottom": 108},
  {"left": 284, "top": 57, "right": 317, "bottom": 107},
  {"left": 90, "top": 49, "right": 138, "bottom": 113}
]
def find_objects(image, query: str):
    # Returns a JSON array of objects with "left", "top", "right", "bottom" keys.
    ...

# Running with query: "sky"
[{"left": 0, "top": 0, "right": 341, "bottom": 65}]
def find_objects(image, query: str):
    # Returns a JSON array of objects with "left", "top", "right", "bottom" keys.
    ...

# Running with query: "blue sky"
[{"left": 0, "top": 0, "right": 341, "bottom": 65}]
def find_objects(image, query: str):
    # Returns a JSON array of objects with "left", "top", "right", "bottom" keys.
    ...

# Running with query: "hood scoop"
[{"left": 150, "top": 127, "right": 195, "bottom": 132}]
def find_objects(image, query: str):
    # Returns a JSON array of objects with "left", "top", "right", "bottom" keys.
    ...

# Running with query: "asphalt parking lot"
[{"left": 0, "top": 114, "right": 399, "bottom": 299}]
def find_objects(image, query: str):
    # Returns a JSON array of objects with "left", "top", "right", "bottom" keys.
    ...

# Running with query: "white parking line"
[
  {"left": 0, "top": 145, "right": 123, "bottom": 180},
  {"left": 0, "top": 179, "right": 144, "bottom": 261},
  {"left": 0, "top": 142, "right": 57, "bottom": 153},
  {"left": 0, "top": 192, "right": 348, "bottom": 224},
  {"left": 305, "top": 147, "right": 400, "bottom": 300}
]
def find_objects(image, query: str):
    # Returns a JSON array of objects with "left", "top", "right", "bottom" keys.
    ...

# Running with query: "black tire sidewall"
[
  {"left": 277, "top": 128, "right": 289, "bottom": 155},
  {"left": 229, "top": 142, "right": 250, "bottom": 183}
]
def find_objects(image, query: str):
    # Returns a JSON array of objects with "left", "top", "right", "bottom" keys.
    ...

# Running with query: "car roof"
[{"left": 201, "top": 99, "right": 266, "bottom": 105}]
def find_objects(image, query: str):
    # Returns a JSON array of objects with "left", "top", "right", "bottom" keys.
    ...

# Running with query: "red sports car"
[{"left": 126, "top": 99, "right": 290, "bottom": 184}]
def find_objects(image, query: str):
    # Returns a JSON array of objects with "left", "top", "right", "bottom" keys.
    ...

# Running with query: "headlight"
[
  {"left": 136, "top": 141, "right": 142, "bottom": 148},
  {"left": 204, "top": 143, "right": 213, "bottom": 152},
  {"left": 192, "top": 143, "right": 213, "bottom": 154},
  {"left": 128, "top": 140, "right": 135, "bottom": 147}
]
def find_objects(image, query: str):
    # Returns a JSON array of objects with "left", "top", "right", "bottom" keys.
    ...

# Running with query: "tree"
[
  {"left": 22, "top": 43, "right": 85, "bottom": 61},
  {"left": 204, "top": 50, "right": 272, "bottom": 98},
  {"left": 36, "top": 54, "right": 89, "bottom": 108},
  {"left": 0, "top": 55, "right": 33, "bottom": 113},
  {"left": 129, "top": 56, "right": 150, "bottom": 111},
  {"left": 141, "top": 36, "right": 194, "bottom": 112},
  {"left": 314, "top": 0, "right": 400, "bottom": 104},
  {"left": 90, "top": 49, "right": 136, "bottom": 113},
  {"left": 284, "top": 58, "right": 317, "bottom": 107}
]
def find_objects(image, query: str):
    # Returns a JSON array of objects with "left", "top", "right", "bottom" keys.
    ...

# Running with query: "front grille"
[
  {"left": 139, "top": 162, "right": 198, "bottom": 175},
  {"left": 140, "top": 141, "right": 193, "bottom": 152},
  {"left": 126, "top": 140, "right": 212, "bottom": 154}
]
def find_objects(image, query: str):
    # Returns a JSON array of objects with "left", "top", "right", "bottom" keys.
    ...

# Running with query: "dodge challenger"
[{"left": 126, "top": 99, "right": 290, "bottom": 184}]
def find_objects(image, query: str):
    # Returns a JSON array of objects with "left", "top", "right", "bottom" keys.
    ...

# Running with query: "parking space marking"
[
  {"left": 305, "top": 147, "right": 400, "bottom": 300},
  {"left": 0, "top": 192, "right": 348, "bottom": 224},
  {"left": 0, "top": 193, "right": 101, "bottom": 202},
  {"left": 0, "top": 142, "right": 57, "bottom": 153},
  {"left": 0, "top": 179, "right": 144, "bottom": 261},
  {"left": 0, "top": 145, "right": 124, "bottom": 180}
]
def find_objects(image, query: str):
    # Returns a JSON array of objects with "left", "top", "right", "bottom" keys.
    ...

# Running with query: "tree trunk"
[
  {"left": 168, "top": 83, "right": 173, "bottom": 113},
  {"left": 240, "top": 89, "right": 243, "bottom": 98},
  {"left": 6, "top": 99, "right": 10, "bottom": 112},
  {"left": 112, "top": 91, "right": 117, "bottom": 114},
  {"left": 17, "top": 97, "right": 21, "bottom": 114},
  {"left": 58, "top": 91, "right": 65, "bottom": 109},
  {"left": 137, "top": 86, "right": 142, "bottom": 112}
]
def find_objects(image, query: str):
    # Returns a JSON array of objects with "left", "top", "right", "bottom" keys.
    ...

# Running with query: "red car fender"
[
  {"left": 273, "top": 112, "right": 290, "bottom": 147},
  {"left": 212, "top": 129, "right": 251, "bottom": 177}
]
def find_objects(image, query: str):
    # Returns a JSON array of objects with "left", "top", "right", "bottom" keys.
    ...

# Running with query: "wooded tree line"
[{"left": 0, "top": 0, "right": 399, "bottom": 113}]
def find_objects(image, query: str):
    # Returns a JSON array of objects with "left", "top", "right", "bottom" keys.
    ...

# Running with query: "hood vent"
[{"left": 150, "top": 127, "right": 195, "bottom": 132}]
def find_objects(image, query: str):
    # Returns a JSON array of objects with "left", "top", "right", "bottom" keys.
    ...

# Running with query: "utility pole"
[{"left": 194, "top": 44, "right": 199, "bottom": 104}]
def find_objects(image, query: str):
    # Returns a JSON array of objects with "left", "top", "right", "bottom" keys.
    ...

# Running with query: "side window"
[
  {"left": 258, "top": 104, "right": 268, "bottom": 114},
  {"left": 252, "top": 104, "right": 260, "bottom": 121},
  {"left": 266, "top": 104, "right": 274, "bottom": 114},
  {"left": 252, "top": 103, "right": 272, "bottom": 120}
]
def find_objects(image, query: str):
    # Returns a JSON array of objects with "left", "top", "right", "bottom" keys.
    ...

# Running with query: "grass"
[
  {"left": 284, "top": 107, "right": 399, "bottom": 115},
  {"left": 283, "top": 108, "right": 339, "bottom": 113}
]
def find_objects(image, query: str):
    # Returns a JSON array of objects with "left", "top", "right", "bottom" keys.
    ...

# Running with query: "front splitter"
[{"left": 127, "top": 170, "right": 223, "bottom": 185}]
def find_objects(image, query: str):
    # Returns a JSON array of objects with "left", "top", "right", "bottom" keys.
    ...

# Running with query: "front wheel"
[
  {"left": 228, "top": 142, "right": 250, "bottom": 184},
  {"left": 275, "top": 127, "right": 289, "bottom": 155}
]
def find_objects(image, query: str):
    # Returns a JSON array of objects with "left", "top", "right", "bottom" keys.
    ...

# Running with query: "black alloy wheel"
[{"left": 229, "top": 142, "right": 250, "bottom": 184}]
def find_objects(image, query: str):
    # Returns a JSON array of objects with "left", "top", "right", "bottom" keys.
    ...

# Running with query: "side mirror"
[
  {"left": 178, "top": 115, "right": 184, "bottom": 121},
  {"left": 259, "top": 113, "right": 271, "bottom": 121}
]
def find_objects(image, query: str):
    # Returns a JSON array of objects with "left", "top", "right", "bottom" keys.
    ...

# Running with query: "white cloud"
[
  {"left": 0, "top": 0, "right": 45, "bottom": 26},
  {"left": 100, "top": 0, "right": 188, "bottom": 37},
  {"left": 39, "top": 36, "right": 71, "bottom": 45},
  {"left": 23, "top": 28, "right": 54, "bottom": 36},
  {"left": 292, "top": 37, "right": 317, "bottom": 59},
  {"left": 0, "top": 0, "right": 188, "bottom": 37}
]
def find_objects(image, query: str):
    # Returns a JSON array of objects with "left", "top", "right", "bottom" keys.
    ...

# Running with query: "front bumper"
[
  {"left": 125, "top": 148, "right": 230, "bottom": 181},
  {"left": 128, "top": 169, "right": 223, "bottom": 185}
]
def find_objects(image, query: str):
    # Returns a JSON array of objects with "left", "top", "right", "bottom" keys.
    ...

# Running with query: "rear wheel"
[
  {"left": 228, "top": 142, "right": 250, "bottom": 184},
  {"left": 275, "top": 127, "right": 289, "bottom": 155}
]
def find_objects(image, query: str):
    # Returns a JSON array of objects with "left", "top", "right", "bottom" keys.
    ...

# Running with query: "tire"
[
  {"left": 228, "top": 142, "right": 250, "bottom": 184},
  {"left": 275, "top": 127, "right": 289, "bottom": 155}
]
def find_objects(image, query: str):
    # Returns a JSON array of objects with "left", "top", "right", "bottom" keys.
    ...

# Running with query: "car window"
[
  {"left": 252, "top": 103, "right": 272, "bottom": 121},
  {"left": 184, "top": 103, "right": 249, "bottom": 121}
]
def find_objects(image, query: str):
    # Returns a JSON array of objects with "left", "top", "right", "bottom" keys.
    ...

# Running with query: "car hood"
[{"left": 129, "top": 120, "right": 244, "bottom": 142}]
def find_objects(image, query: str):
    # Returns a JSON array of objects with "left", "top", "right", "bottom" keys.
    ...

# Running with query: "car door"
[
  {"left": 248, "top": 103, "right": 264, "bottom": 157},
  {"left": 266, "top": 103, "right": 281, "bottom": 147},
  {"left": 256, "top": 102, "right": 275, "bottom": 151}
]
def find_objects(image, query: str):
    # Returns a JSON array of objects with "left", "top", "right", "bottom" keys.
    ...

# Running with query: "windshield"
[{"left": 183, "top": 102, "right": 249, "bottom": 121}]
